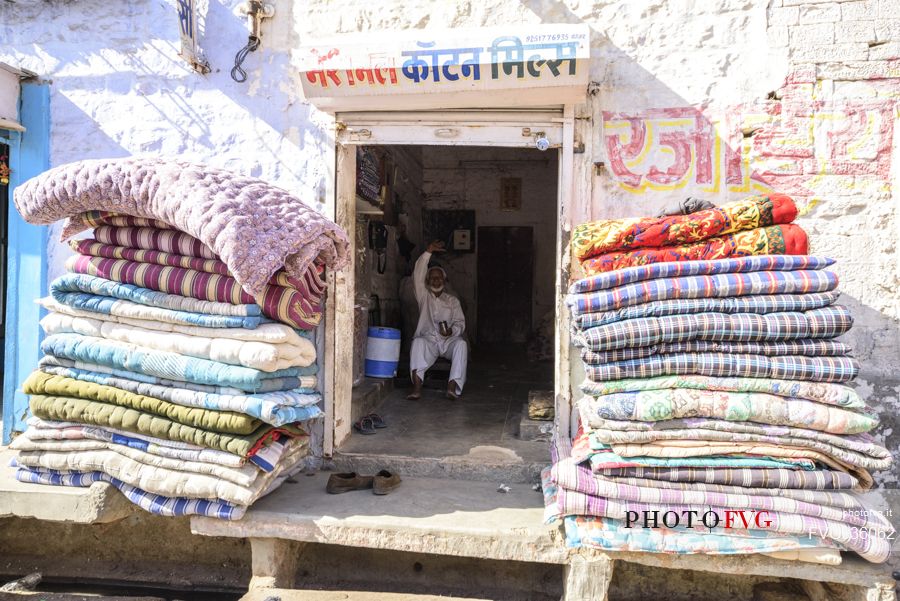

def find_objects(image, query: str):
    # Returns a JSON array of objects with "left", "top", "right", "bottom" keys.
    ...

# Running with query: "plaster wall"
[{"left": 1, "top": 0, "right": 898, "bottom": 481}]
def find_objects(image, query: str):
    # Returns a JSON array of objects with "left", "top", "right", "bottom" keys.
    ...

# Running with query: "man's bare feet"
[
  {"left": 407, "top": 374, "right": 423, "bottom": 400},
  {"left": 446, "top": 380, "right": 459, "bottom": 401}
]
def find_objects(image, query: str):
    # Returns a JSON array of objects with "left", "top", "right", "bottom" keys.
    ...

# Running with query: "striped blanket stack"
[
  {"left": 544, "top": 196, "right": 893, "bottom": 564},
  {"left": 10, "top": 158, "right": 350, "bottom": 520}
]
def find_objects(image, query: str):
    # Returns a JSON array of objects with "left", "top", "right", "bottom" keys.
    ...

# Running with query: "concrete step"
[
  {"left": 328, "top": 450, "right": 544, "bottom": 484},
  {"left": 0, "top": 448, "right": 134, "bottom": 524},
  {"left": 240, "top": 589, "right": 484, "bottom": 601}
]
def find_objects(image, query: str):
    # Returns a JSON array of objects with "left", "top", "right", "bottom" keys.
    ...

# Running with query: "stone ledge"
[
  {"left": 240, "top": 590, "right": 485, "bottom": 601},
  {"left": 192, "top": 473, "right": 896, "bottom": 590},
  {"left": 193, "top": 473, "right": 566, "bottom": 564},
  {"left": 0, "top": 448, "right": 134, "bottom": 524}
]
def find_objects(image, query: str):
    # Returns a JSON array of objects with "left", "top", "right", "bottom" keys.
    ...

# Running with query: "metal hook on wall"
[{"left": 231, "top": 0, "right": 275, "bottom": 83}]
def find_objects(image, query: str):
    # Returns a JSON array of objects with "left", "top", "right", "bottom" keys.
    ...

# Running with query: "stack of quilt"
[
  {"left": 9, "top": 158, "right": 350, "bottom": 519},
  {"left": 546, "top": 200, "right": 893, "bottom": 564},
  {"left": 570, "top": 193, "right": 806, "bottom": 276}
]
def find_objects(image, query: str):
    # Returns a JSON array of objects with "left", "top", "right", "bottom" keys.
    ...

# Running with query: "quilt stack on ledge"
[
  {"left": 9, "top": 157, "right": 350, "bottom": 520},
  {"left": 545, "top": 194, "right": 894, "bottom": 564}
]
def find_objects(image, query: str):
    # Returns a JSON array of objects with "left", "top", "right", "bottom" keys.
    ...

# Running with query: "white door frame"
[{"left": 323, "top": 105, "right": 577, "bottom": 455}]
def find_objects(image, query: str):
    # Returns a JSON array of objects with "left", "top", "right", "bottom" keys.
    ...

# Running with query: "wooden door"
[{"left": 477, "top": 226, "right": 533, "bottom": 345}]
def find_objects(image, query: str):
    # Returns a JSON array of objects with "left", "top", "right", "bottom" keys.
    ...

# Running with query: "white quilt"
[
  {"left": 16, "top": 438, "right": 308, "bottom": 505},
  {"left": 41, "top": 311, "right": 316, "bottom": 371},
  {"left": 12, "top": 435, "right": 260, "bottom": 487}
]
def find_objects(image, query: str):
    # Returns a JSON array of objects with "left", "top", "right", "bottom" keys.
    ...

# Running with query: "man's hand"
[
  {"left": 439, "top": 322, "right": 452, "bottom": 337},
  {"left": 427, "top": 240, "right": 446, "bottom": 253}
]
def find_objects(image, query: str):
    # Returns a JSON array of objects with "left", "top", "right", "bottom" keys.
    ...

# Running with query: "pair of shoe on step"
[
  {"left": 326, "top": 470, "right": 401, "bottom": 495},
  {"left": 353, "top": 413, "right": 386, "bottom": 435}
]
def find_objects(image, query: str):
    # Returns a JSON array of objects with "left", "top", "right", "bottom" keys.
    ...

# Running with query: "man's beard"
[{"left": 429, "top": 284, "right": 444, "bottom": 294}]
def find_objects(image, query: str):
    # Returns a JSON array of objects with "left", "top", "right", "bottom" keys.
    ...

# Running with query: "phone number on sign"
[{"left": 524, "top": 33, "right": 585, "bottom": 43}]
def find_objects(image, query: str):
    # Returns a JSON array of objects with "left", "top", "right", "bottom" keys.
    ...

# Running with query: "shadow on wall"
[
  {"left": 1, "top": 0, "right": 326, "bottom": 198},
  {"left": 48, "top": 92, "right": 131, "bottom": 163},
  {"left": 522, "top": 1, "right": 900, "bottom": 487}
]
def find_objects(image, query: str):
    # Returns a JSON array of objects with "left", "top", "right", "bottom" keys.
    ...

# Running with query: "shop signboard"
[{"left": 296, "top": 25, "right": 590, "bottom": 111}]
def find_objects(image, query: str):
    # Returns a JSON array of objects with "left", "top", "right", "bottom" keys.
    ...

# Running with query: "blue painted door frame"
[{"left": 3, "top": 82, "right": 50, "bottom": 443}]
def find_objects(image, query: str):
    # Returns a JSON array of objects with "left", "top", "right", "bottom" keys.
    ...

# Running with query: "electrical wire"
[{"left": 231, "top": 35, "right": 260, "bottom": 83}]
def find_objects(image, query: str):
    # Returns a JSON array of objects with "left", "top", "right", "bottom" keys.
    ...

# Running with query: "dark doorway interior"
[{"left": 477, "top": 226, "right": 534, "bottom": 345}]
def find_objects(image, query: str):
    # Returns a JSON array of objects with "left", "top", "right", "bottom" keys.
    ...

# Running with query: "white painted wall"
[{"left": 2, "top": 0, "right": 899, "bottom": 481}]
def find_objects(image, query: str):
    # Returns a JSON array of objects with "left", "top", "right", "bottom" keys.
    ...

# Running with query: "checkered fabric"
[
  {"left": 584, "top": 353, "right": 859, "bottom": 383},
  {"left": 573, "top": 292, "right": 841, "bottom": 330},
  {"left": 575, "top": 306, "right": 853, "bottom": 351},
  {"left": 596, "top": 466, "right": 858, "bottom": 490},
  {"left": 15, "top": 466, "right": 245, "bottom": 519},
  {"left": 567, "top": 270, "right": 838, "bottom": 316},
  {"left": 582, "top": 340, "right": 853, "bottom": 364},
  {"left": 569, "top": 255, "right": 835, "bottom": 294}
]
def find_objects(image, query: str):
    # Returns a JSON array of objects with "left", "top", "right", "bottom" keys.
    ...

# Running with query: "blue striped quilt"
[
  {"left": 41, "top": 333, "right": 317, "bottom": 393},
  {"left": 50, "top": 273, "right": 265, "bottom": 329},
  {"left": 569, "top": 255, "right": 835, "bottom": 294},
  {"left": 567, "top": 270, "right": 839, "bottom": 316}
]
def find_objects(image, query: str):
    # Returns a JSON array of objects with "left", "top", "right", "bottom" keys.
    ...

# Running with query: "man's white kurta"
[{"left": 409, "top": 251, "right": 468, "bottom": 393}]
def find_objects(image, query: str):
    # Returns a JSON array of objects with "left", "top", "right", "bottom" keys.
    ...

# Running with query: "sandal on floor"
[
  {"left": 366, "top": 413, "right": 387, "bottom": 429},
  {"left": 354, "top": 417, "right": 377, "bottom": 435}
]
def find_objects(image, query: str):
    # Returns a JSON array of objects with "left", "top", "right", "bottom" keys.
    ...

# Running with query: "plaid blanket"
[
  {"left": 552, "top": 487, "right": 889, "bottom": 562},
  {"left": 16, "top": 467, "right": 246, "bottom": 519},
  {"left": 562, "top": 514, "right": 838, "bottom": 558},
  {"left": 571, "top": 194, "right": 798, "bottom": 260},
  {"left": 567, "top": 472, "right": 863, "bottom": 506},
  {"left": 573, "top": 292, "right": 841, "bottom": 329},
  {"left": 580, "top": 225, "right": 808, "bottom": 275},
  {"left": 586, "top": 428, "right": 889, "bottom": 471},
  {"left": 542, "top": 470, "right": 840, "bottom": 557},
  {"left": 567, "top": 270, "right": 838, "bottom": 316},
  {"left": 15, "top": 436, "right": 307, "bottom": 505},
  {"left": 570, "top": 255, "right": 833, "bottom": 294},
  {"left": 578, "top": 389, "right": 877, "bottom": 434},
  {"left": 590, "top": 417, "right": 885, "bottom": 460},
  {"left": 550, "top": 460, "right": 886, "bottom": 529},
  {"left": 582, "top": 340, "right": 852, "bottom": 364},
  {"left": 575, "top": 307, "right": 853, "bottom": 351},
  {"left": 595, "top": 466, "right": 859, "bottom": 489},
  {"left": 12, "top": 436, "right": 262, "bottom": 487},
  {"left": 67, "top": 255, "right": 322, "bottom": 330},
  {"left": 584, "top": 353, "right": 859, "bottom": 383},
  {"left": 580, "top": 374, "right": 864, "bottom": 408}
]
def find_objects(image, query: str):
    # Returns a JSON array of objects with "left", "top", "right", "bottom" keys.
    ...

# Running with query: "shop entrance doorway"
[{"left": 324, "top": 109, "right": 576, "bottom": 472}]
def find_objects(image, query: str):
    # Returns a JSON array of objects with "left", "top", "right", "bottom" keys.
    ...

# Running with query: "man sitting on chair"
[{"left": 407, "top": 240, "right": 467, "bottom": 401}]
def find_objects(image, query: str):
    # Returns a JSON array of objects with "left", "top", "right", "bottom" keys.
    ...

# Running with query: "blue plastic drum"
[{"left": 364, "top": 327, "right": 401, "bottom": 378}]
